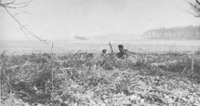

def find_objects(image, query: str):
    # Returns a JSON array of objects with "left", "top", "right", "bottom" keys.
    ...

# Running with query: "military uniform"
[{"left": 116, "top": 49, "right": 128, "bottom": 59}]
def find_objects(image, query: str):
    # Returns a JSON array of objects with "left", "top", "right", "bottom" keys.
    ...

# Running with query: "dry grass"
[{"left": 1, "top": 51, "right": 200, "bottom": 106}]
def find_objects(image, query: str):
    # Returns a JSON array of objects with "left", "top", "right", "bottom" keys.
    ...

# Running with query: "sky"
[{"left": 0, "top": 0, "right": 200, "bottom": 40}]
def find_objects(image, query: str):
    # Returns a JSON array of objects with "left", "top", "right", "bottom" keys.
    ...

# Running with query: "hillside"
[{"left": 143, "top": 25, "right": 200, "bottom": 40}]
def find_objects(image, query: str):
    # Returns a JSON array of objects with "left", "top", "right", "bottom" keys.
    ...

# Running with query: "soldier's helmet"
[
  {"left": 118, "top": 44, "right": 124, "bottom": 49},
  {"left": 118, "top": 44, "right": 124, "bottom": 51},
  {"left": 102, "top": 49, "right": 107, "bottom": 54}
]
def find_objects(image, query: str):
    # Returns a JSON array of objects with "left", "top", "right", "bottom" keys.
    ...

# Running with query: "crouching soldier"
[
  {"left": 116, "top": 44, "right": 128, "bottom": 59},
  {"left": 98, "top": 49, "right": 112, "bottom": 70},
  {"left": 101, "top": 49, "right": 107, "bottom": 56}
]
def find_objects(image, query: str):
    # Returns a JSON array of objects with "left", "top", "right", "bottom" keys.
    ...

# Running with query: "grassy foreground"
[{"left": 1, "top": 51, "right": 200, "bottom": 106}]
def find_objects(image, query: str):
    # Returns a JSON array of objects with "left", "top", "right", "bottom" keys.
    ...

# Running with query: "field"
[
  {"left": 1, "top": 40, "right": 200, "bottom": 54},
  {"left": 1, "top": 48, "right": 200, "bottom": 106}
]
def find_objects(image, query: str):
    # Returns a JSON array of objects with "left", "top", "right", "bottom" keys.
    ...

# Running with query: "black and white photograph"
[{"left": 1, "top": 0, "right": 200, "bottom": 105}]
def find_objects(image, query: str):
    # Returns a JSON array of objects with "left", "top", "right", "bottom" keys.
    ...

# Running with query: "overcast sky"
[{"left": 0, "top": 0, "right": 200, "bottom": 40}]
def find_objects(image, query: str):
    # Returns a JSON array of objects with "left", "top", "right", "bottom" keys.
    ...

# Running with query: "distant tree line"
[{"left": 143, "top": 25, "right": 200, "bottom": 40}]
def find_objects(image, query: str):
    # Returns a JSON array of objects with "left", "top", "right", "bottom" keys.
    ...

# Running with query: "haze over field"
[
  {"left": 1, "top": 0, "right": 200, "bottom": 55},
  {"left": 0, "top": 0, "right": 200, "bottom": 41},
  {"left": 0, "top": 40, "right": 200, "bottom": 55}
]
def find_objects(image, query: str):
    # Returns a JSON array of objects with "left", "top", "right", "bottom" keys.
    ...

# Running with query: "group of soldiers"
[{"left": 101, "top": 44, "right": 128, "bottom": 59}]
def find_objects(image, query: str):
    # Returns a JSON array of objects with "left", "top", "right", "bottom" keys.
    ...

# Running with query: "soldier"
[
  {"left": 101, "top": 49, "right": 107, "bottom": 56},
  {"left": 116, "top": 44, "right": 128, "bottom": 59}
]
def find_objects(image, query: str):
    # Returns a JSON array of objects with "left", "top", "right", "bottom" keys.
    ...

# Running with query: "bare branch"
[
  {"left": 0, "top": 0, "right": 32, "bottom": 9},
  {"left": 196, "top": 0, "right": 200, "bottom": 5},
  {"left": 11, "top": 0, "right": 32, "bottom": 5},
  {"left": 3, "top": 6, "right": 49, "bottom": 45},
  {"left": 2, "top": 0, "right": 16, "bottom": 5},
  {"left": 186, "top": 0, "right": 200, "bottom": 17},
  {"left": 0, "top": 0, "right": 51, "bottom": 45},
  {"left": 3, "top": 5, "right": 17, "bottom": 9}
]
